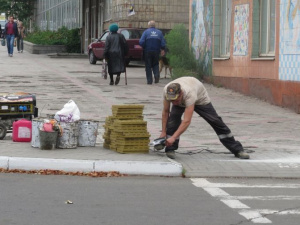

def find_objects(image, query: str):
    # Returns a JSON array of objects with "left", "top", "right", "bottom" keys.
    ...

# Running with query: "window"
[
  {"left": 120, "top": 29, "right": 143, "bottom": 40},
  {"left": 259, "top": 0, "right": 276, "bottom": 56},
  {"left": 213, "top": 0, "right": 232, "bottom": 59},
  {"left": 100, "top": 32, "right": 109, "bottom": 41},
  {"left": 121, "top": 30, "right": 130, "bottom": 39},
  {"left": 36, "top": 0, "right": 81, "bottom": 31},
  {"left": 220, "top": 0, "right": 232, "bottom": 57}
]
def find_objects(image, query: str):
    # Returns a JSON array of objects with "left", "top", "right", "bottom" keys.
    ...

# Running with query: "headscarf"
[{"left": 109, "top": 23, "right": 119, "bottom": 33}]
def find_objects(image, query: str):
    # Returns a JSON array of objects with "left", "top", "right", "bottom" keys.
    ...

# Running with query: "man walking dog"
[
  {"left": 139, "top": 20, "right": 166, "bottom": 84},
  {"left": 159, "top": 76, "right": 250, "bottom": 160}
]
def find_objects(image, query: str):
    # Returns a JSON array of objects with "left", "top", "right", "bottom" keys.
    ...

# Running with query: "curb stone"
[
  {"left": 0, "top": 156, "right": 9, "bottom": 169},
  {"left": 94, "top": 160, "right": 183, "bottom": 176},
  {"left": 0, "top": 157, "right": 183, "bottom": 177}
]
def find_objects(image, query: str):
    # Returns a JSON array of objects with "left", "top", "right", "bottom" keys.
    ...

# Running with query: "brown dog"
[{"left": 159, "top": 56, "right": 172, "bottom": 79}]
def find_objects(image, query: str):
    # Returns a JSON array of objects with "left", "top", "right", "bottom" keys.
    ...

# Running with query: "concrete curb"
[
  {"left": 8, "top": 157, "right": 94, "bottom": 173},
  {"left": 0, "top": 157, "right": 183, "bottom": 177},
  {"left": 47, "top": 53, "right": 88, "bottom": 58},
  {"left": 94, "top": 160, "right": 183, "bottom": 176},
  {"left": 0, "top": 156, "right": 9, "bottom": 169}
]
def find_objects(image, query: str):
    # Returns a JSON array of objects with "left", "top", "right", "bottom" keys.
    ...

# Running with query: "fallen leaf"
[{"left": 65, "top": 200, "right": 73, "bottom": 204}]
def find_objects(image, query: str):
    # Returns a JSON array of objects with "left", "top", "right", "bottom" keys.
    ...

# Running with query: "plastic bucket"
[
  {"left": 39, "top": 130, "right": 58, "bottom": 150},
  {"left": 78, "top": 120, "right": 99, "bottom": 147}
]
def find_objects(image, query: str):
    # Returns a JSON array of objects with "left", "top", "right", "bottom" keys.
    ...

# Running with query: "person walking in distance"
[
  {"left": 159, "top": 76, "right": 250, "bottom": 160},
  {"left": 139, "top": 20, "right": 166, "bottom": 84},
  {"left": 104, "top": 23, "right": 128, "bottom": 85},
  {"left": 17, "top": 21, "right": 25, "bottom": 53},
  {"left": 4, "top": 16, "right": 18, "bottom": 57}
]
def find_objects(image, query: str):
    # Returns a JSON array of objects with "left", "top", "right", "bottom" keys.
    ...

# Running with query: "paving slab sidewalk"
[{"left": 1, "top": 47, "right": 300, "bottom": 178}]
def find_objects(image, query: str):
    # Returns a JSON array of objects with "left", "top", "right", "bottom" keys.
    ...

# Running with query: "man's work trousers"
[
  {"left": 144, "top": 51, "right": 160, "bottom": 84},
  {"left": 165, "top": 103, "right": 244, "bottom": 156}
]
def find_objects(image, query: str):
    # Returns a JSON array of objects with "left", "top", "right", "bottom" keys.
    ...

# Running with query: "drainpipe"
[{"left": 100, "top": 0, "right": 104, "bottom": 35}]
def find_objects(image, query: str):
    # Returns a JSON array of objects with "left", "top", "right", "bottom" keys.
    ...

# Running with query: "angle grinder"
[{"left": 152, "top": 137, "right": 166, "bottom": 150}]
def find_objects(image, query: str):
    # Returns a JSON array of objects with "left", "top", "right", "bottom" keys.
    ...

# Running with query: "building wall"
[
  {"left": 279, "top": 0, "right": 300, "bottom": 81},
  {"left": 34, "top": 0, "right": 189, "bottom": 53},
  {"left": 190, "top": 0, "right": 300, "bottom": 113},
  {"left": 103, "top": 0, "right": 190, "bottom": 30}
]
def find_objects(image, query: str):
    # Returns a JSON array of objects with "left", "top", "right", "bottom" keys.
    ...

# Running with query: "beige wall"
[
  {"left": 213, "top": 0, "right": 280, "bottom": 80},
  {"left": 104, "top": 0, "right": 189, "bottom": 30}
]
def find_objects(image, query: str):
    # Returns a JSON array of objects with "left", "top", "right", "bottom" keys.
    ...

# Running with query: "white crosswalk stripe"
[
  {"left": 191, "top": 178, "right": 300, "bottom": 188},
  {"left": 191, "top": 178, "right": 300, "bottom": 224},
  {"left": 220, "top": 195, "right": 300, "bottom": 201}
]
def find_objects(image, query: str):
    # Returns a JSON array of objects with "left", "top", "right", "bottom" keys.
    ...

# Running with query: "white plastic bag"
[{"left": 54, "top": 100, "right": 80, "bottom": 122}]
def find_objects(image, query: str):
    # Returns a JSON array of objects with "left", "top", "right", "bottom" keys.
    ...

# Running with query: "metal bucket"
[
  {"left": 39, "top": 130, "right": 58, "bottom": 150},
  {"left": 31, "top": 117, "right": 46, "bottom": 148},
  {"left": 57, "top": 121, "right": 79, "bottom": 149},
  {"left": 78, "top": 120, "right": 99, "bottom": 147}
]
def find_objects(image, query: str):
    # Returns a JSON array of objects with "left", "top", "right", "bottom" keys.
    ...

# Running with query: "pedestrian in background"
[
  {"left": 4, "top": 16, "right": 18, "bottom": 57},
  {"left": 104, "top": 23, "right": 128, "bottom": 85},
  {"left": 17, "top": 21, "right": 25, "bottom": 53},
  {"left": 159, "top": 76, "right": 250, "bottom": 160},
  {"left": 139, "top": 20, "right": 166, "bottom": 84}
]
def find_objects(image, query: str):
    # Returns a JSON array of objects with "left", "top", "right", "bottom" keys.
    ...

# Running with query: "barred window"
[{"left": 260, "top": 0, "right": 276, "bottom": 56}]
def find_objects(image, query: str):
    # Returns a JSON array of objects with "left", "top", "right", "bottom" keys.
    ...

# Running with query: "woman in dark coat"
[{"left": 104, "top": 24, "right": 128, "bottom": 85}]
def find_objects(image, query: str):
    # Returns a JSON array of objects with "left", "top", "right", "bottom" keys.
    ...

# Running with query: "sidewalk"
[{"left": 1, "top": 46, "right": 300, "bottom": 178}]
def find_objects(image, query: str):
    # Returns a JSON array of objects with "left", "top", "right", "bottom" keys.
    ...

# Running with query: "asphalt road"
[{"left": 1, "top": 174, "right": 300, "bottom": 225}]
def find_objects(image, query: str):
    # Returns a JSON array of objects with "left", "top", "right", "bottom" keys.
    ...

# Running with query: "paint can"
[
  {"left": 31, "top": 117, "right": 45, "bottom": 148},
  {"left": 78, "top": 120, "right": 99, "bottom": 147},
  {"left": 57, "top": 121, "right": 79, "bottom": 149}
]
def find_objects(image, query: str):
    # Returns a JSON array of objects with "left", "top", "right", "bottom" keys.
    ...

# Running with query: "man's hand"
[
  {"left": 159, "top": 131, "right": 166, "bottom": 139},
  {"left": 165, "top": 136, "right": 176, "bottom": 147}
]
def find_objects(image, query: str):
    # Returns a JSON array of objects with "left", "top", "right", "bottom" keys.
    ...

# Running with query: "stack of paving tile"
[
  {"left": 103, "top": 116, "right": 114, "bottom": 149},
  {"left": 103, "top": 105, "right": 150, "bottom": 153}
]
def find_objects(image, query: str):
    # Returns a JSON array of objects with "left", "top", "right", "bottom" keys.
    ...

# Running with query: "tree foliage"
[
  {"left": 165, "top": 24, "right": 204, "bottom": 80},
  {"left": 0, "top": 0, "right": 35, "bottom": 21}
]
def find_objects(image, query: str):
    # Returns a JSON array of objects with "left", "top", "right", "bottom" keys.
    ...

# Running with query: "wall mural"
[
  {"left": 191, "top": 0, "right": 213, "bottom": 76},
  {"left": 283, "top": 0, "right": 300, "bottom": 54},
  {"left": 233, "top": 4, "right": 249, "bottom": 56},
  {"left": 279, "top": 0, "right": 300, "bottom": 81}
]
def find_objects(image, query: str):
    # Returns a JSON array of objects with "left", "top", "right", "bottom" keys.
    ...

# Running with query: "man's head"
[
  {"left": 148, "top": 20, "right": 155, "bottom": 28},
  {"left": 165, "top": 83, "right": 181, "bottom": 101},
  {"left": 9, "top": 16, "right": 14, "bottom": 23}
]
